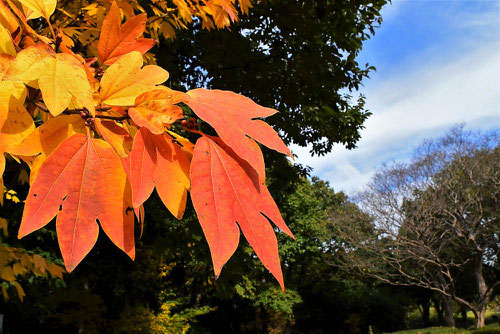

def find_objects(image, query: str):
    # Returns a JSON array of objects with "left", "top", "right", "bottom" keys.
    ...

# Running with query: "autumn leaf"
[
  {"left": 98, "top": 1, "right": 155, "bottom": 65},
  {"left": 0, "top": 54, "right": 14, "bottom": 79},
  {"left": 19, "top": 134, "right": 135, "bottom": 272},
  {"left": 0, "top": 81, "right": 27, "bottom": 119},
  {"left": 38, "top": 53, "right": 95, "bottom": 116},
  {"left": 18, "top": 0, "right": 56, "bottom": 21},
  {"left": 0, "top": 89, "right": 34, "bottom": 165},
  {"left": 128, "top": 88, "right": 186, "bottom": 134},
  {"left": 0, "top": 23, "right": 15, "bottom": 56},
  {"left": 0, "top": 1, "right": 19, "bottom": 33},
  {"left": 99, "top": 51, "right": 169, "bottom": 106},
  {"left": 190, "top": 135, "right": 292, "bottom": 289},
  {"left": 185, "top": 89, "right": 292, "bottom": 173},
  {"left": 4, "top": 45, "right": 95, "bottom": 116},
  {"left": 129, "top": 128, "right": 190, "bottom": 218},
  {"left": 13, "top": 281, "right": 25, "bottom": 301},
  {"left": 0, "top": 266, "right": 15, "bottom": 281},
  {"left": 3, "top": 44, "right": 54, "bottom": 83},
  {"left": 10, "top": 114, "right": 86, "bottom": 183},
  {"left": 12, "top": 115, "right": 86, "bottom": 158},
  {"left": 166, "top": 130, "right": 194, "bottom": 160},
  {"left": 95, "top": 119, "right": 133, "bottom": 157}
]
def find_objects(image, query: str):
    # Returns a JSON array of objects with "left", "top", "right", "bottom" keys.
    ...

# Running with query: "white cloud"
[{"left": 291, "top": 41, "right": 500, "bottom": 195}]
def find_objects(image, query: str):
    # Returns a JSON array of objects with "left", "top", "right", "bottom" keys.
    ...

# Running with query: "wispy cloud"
[{"left": 290, "top": 2, "right": 500, "bottom": 195}]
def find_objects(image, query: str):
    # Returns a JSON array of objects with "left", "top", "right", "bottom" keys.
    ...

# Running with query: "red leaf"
[
  {"left": 190, "top": 135, "right": 293, "bottom": 289},
  {"left": 18, "top": 134, "right": 134, "bottom": 272},
  {"left": 98, "top": 1, "right": 155, "bottom": 65},
  {"left": 185, "top": 89, "right": 292, "bottom": 173}
]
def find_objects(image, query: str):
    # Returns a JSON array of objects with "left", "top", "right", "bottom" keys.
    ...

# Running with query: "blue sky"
[{"left": 291, "top": 0, "right": 500, "bottom": 195}]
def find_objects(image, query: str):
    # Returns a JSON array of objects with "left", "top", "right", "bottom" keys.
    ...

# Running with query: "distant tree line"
[{"left": 336, "top": 125, "right": 499, "bottom": 329}]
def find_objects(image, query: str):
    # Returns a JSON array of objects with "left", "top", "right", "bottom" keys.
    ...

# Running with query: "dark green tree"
[{"left": 160, "top": 0, "right": 388, "bottom": 154}]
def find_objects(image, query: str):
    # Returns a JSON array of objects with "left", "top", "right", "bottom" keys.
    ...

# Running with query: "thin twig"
[{"left": 33, "top": 102, "right": 130, "bottom": 121}]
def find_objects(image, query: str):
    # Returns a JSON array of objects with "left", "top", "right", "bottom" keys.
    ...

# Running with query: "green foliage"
[
  {"left": 160, "top": 0, "right": 389, "bottom": 154},
  {"left": 114, "top": 302, "right": 212, "bottom": 334}
]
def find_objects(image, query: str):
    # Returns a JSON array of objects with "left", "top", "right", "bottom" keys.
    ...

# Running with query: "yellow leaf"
[
  {"left": 12, "top": 263, "right": 26, "bottom": 276},
  {"left": 0, "top": 23, "right": 15, "bottom": 56},
  {"left": 12, "top": 115, "right": 86, "bottom": 157},
  {"left": 0, "top": 154, "right": 4, "bottom": 205},
  {"left": 47, "top": 263, "right": 65, "bottom": 279},
  {"left": 99, "top": 51, "right": 169, "bottom": 106},
  {"left": 0, "top": 103, "right": 35, "bottom": 154},
  {"left": 20, "top": 254, "right": 31, "bottom": 268},
  {"left": 38, "top": 53, "right": 95, "bottom": 116},
  {"left": 1, "top": 284, "right": 8, "bottom": 300},
  {"left": 0, "top": 217, "right": 7, "bottom": 237},
  {"left": 13, "top": 281, "right": 25, "bottom": 301},
  {"left": 239, "top": 0, "right": 253, "bottom": 15},
  {"left": 18, "top": 0, "right": 56, "bottom": 21},
  {"left": 1, "top": 266, "right": 15, "bottom": 281},
  {"left": 0, "top": 81, "right": 27, "bottom": 116},
  {"left": 4, "top": 44, "right": 54, "bottom": 83},
  {"left": 33, "top": 254, "right": 48, "bottom": 274},
  {"left": 160, "top": 21, "right": 175, "bottom": 39}
]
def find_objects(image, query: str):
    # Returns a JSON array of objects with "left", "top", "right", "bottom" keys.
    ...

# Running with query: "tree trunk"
[
  {"left": 260, "top": 303, "right": 268, "bottom": 334},
  {"left": 421, "top": 300, "right": 430, "bottom": 327},
  {"left": 442, "top": 295, "right": 455, "bottom": 327},
  {"left": 474, "top": 253, "right": 488, "bottom": 328},
  {"left": 460, "top": 304, "right": 468, "bottom": 327},
  {"left": 474, "top": 309, "right": 486, "bottom": 328},
  {"left": 433, "top": 297, "right": 443, "bottom": 323}
]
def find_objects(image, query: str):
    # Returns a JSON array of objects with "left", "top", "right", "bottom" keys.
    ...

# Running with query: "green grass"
[
  {"left": 387, "top": 323, "right": 500, "bottom": 334},
  {"left": 404, "top": 307, "right": 498, "bottom": 329}
]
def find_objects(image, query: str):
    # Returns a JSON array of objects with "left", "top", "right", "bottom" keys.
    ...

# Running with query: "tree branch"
[{"left": 33, "top": 102, "right": 130, "bottom": 121}]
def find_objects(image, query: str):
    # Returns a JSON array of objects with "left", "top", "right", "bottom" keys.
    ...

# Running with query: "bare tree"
[{"left": 335, "top": 125, "right": 499, "bottom": 328}]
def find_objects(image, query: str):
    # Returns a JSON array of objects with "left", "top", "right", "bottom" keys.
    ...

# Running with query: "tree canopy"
[{"left": 160, "top": 0, "right": 388, "bottom": 154}]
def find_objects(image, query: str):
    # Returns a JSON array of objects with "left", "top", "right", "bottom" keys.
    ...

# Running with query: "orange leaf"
[
  {"left": 0, "top": 54, "right": 14, "bottom": 79},
  {"left": 19, "top": 134, "right": 135, "bottom": 272},
  {"left": 0, "top": 0, "right": 19, "bottom": 33},
  {"left": 98, "top": 1, "right": 155, "bottom": 65},
  {"left": 166, "top": 130, "right": 194, "bottom": 161},
  {"left": 190, "top": 135, "right": 292, "bottom": 289},
  {"left": 10, "top": 114, "right": 86, "bottom": 183},
  {"left": 185, "top": 89, "right": 292, "bottom": 173},
  {"left": 129, "top": 88, "right": 186, "bottom": 134},
  {"left": 95, "top": 119, "right": 132, "bottom": 157},
  {"left": 129, "top": 128, "right": 190, "bottom": 218}
]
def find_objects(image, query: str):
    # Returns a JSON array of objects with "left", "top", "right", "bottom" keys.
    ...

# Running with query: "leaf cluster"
[{"left": 0, "top": 0, "right": 293, "bottom": 289}]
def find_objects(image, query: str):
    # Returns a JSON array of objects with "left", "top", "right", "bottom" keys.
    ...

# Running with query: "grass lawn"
[
  {"left": 387, "top": 323, "right": 500, "bottom": 334},
  {"left": 386, "top": 307, "right": 500, "bottom": 334}
]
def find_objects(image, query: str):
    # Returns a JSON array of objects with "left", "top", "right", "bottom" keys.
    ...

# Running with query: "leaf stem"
[{"left": 32, "top": 102, "right": 130, "bottom": 121}]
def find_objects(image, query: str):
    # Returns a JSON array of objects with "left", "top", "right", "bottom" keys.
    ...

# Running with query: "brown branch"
[{"left": 33, "top": 102, "right": 130, "bottom": 121}]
